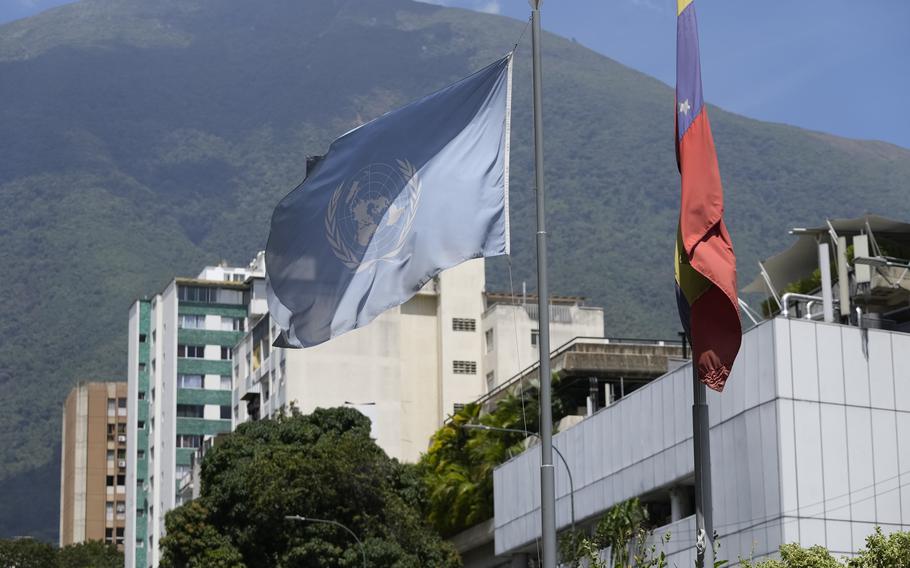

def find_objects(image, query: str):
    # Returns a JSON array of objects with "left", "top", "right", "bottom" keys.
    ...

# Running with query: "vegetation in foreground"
[
  {"left": 159, "top": 407, "right": 459, "bottom": 568},
  {"left": 0, "top": 539, "right": 122, "bottom": 568}
]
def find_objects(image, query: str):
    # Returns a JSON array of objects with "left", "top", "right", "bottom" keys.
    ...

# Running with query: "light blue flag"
[{"left": 266, "top": 55, "right": 513, "bottom": 348}]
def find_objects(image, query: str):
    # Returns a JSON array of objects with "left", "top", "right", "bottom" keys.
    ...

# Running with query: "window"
[
  {"left": 453, "top": 360, "right": 477, "bottom": 375},
  {"left": 116, "top": 502, "right": 126, "bottom": 514},
  {"left": 223, "top": 317, "right": 244, "bottom": 332},
  {"left": 262, "top": 379, "right": 270, "bottom": 402},
  {"left": 531, "top": 329, "right": 539, "bottom": 347},
  {"left": 485, "top": 329, "right": 494, "bottom": 352},
  {"left": 106, "top": 475, "right": 114, "bottom": 487},
  {"left": 176, "top": 404, "right": 204, "bottom": 418},
  {"left": 107, "top": 399, "right": 116, "bottom": 415},
  {"left": 221, "top": 346, "right": 232, "bottom": 360},
  {"left": 178, "top": 345, "right": 205, "bottom": 358},
  {"left": 139, "top": 333, "right": 147, "bottom": 343},
  {"left": 452, "top": 318, "right": 477, "bottom": 332},
  {"left": 138, "top": 419, "right": 146, "bottom": 429},
  {"left": 178, "top": 314, "right": 205, "bottom": 329},
  {"left": 107, "top": 449, "right": 115, "bottom": 460},
  {"left": 118, "top": 398, "right": 127, "bottom": 408},
  {"left": 137, "top": 450, "right": 145, "bottom": 460},
  {"left": 220, "top": 375, "right": 231, "bottom": 390},
  {"left": 486, "top": 371, "right": 495, "bottom": 392},
  {"left": 220, "top": 405, "right": 231, "bottom": 420},
  {"left": 178, "top": 286, "right": 217, "bottom": 303},
  {"left": 177, "top": 374, "right": 204, "bottom": 389},
  {"left": 117, "top": 474, "right": 126, "bottom": 486},
  {"left": 138, "top": 391, "right": 146, "bottom": 400},
  {"left": 138, "top": 362, "right": 146, "bottom": 372},
  {"left": 176, "top": 434, "right": 203, "bottom": 448}
]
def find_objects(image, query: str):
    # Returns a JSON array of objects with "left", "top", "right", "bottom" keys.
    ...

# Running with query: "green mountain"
[{"left": 1, "top": 0, "right": 908, "bottom": 540}]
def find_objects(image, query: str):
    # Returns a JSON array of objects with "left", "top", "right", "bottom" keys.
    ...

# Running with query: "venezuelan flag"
[{"left": 674, "top": 0, "right": 741, "bottom": 391}]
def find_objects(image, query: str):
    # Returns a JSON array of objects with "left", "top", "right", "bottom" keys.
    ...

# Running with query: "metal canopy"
[{"left": 742, "top": 214, "right": 910, "bottom": 295}]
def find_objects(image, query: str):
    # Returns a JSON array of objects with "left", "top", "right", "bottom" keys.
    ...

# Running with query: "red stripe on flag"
[{"left": 678, "top": 107, "right": 741, "bottom": 391}]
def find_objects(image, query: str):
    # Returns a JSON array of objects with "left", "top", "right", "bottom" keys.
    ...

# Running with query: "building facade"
[
  {"left": 232, "top": 260, "right": 608, "bottom": 463},
  {"left": 125, "top": 259, "right": 263, "bottom": 568},
  {"left": 491, "top": 317, "right": 910, "bottom": 566},
  {"left": 481, "top": 293, "right": 604, "bottom": 392},
  {"left": 59, "top": 381, "right": 129, "bottom": 550},
  {"left": 233, "top": 259, "right": 491, "bottom": 463}
]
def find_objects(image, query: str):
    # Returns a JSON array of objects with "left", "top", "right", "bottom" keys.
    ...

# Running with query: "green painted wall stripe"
[
  {"left": 177, "top": 359, "right": 232, "bottom": 376},
  {"left": 178, "top": 304, "right": 247, "bottom": 318},
  {"left": 176, "top": 448, "right": 195, "bottom": 466},
  {"left": 177, "top": 328, "right": 243, "bottom": 347},
  {"left": 177, "top": 388, "right": 231, "bottom": 406},
  {"left": 176, "top": 417, "right": 232, "bottom": 436}
]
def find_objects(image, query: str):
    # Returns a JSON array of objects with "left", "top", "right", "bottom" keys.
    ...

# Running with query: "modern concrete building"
[
  {"left": 233, "top": 259, "right": 491, "bottom": 463},
  {"left": 481, "top": 293, "right": 604, "bottom": 392},
  {"left": 125, "top": 257, "right": 264, "bottom": 568},
  {"left": 232, "top": 259, "right": 607, "bottom": 463},
  {"left": 488, "top": 317, "right": 910, "bottom": 567},
  {"left": 59, "top": 381, "right": 129, "bottom": 550}
]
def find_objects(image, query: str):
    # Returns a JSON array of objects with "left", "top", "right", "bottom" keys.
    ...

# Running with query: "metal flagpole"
[
  {"left": 529, "top": 2, "right": 558, "bottom": 567},
  {"left": 692, "top": 365, "right": 715, "bottom": 568}
]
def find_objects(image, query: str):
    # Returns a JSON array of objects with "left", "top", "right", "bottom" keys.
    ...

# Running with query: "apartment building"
[
  {"left": 59, "top": 381, "right": 129, "bottom": 550},
  {"left": 124, "top": 257, "right": 263, "bottom": 568}
]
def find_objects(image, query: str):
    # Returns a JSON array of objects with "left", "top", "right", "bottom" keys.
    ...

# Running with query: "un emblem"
[{"left": 326, "top": 160, "right": 422, "bottom": 271}]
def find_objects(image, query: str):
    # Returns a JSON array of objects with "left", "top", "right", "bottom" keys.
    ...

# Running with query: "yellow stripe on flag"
[
  {"left": 675, "top": 228, "right": 712, "bottom": 305},
  {"left": 678, "top": 0, "right": 693, "bottom": 16}
]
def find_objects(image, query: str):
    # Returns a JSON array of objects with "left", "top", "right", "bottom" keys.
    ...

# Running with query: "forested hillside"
[{"left": 1, "top": 0, "right": 908, "bottom": 539}]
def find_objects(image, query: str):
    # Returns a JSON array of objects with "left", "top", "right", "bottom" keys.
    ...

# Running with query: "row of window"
[
  {"left": 177, "top": 373, "right": 231, "bottom": 390},
  {"left": 176, "top": 345, "right": 232, "bottom": 360},
  {"left": 176, "top": 404, "right": 231, "bottom": 420},
  {"left": 178, "top": 314, "right": 245, "bottom": 331}
]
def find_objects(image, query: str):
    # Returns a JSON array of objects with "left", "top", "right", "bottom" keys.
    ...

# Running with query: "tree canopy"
[
  {"left": 159, "top": 407, "right": 460, "bottom": 568},
  {"left": 0, "top": 539, "right": 122, "bottom": 568}
]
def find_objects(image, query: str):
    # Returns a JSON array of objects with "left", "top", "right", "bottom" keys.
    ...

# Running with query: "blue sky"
[{"left": 2, "top": 0, "right": 908, "bottom": 148}]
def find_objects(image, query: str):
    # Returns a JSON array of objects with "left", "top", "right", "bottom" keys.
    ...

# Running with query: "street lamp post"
[
  {"left": 461, "top": 424, "right": 576, "bottom": 531},
  {"left": 285, "top": 515, "right": 367, "bottom": 568}
]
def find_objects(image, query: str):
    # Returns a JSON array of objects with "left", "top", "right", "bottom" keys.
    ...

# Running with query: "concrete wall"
[
  {"left": 482, "top": 303, "right": 604, "bottom": 390},
  {"left": 492, "top": 318, "right": 910, "bottom": 564}
]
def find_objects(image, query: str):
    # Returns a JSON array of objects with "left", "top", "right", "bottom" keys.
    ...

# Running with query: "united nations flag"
[{"left": 266, "top": 55, "right": 513, "bottom": 348}]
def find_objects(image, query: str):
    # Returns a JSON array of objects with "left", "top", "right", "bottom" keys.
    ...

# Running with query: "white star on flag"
[{"left": 679, "top": 99, "right": 691, "bottom": 116}]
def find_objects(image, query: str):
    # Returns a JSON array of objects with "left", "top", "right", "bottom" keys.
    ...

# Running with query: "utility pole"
[{"left": 529, "top": 1, "right": 557, "bottom": 567}]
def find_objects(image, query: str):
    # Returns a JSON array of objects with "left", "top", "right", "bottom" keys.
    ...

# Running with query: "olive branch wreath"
[{"left": 325, "top": 160, "right": 422, "bottom": 271}]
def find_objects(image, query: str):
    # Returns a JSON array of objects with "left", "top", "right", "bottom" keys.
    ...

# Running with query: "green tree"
[
  {"left": 740, "top": 527, "right": 910, "bottom": 568},
  {"left": 159, "top": 407, "right": 459, "bottom": 568},
  {"left": 58, "top": 540, "right": 123, "bottom": 568},
  {"left": 420, "top": 374, "right": 577, "bottom": 536},
  {"left": 0, "top": 538, "right": 58, "bottom": 568}
]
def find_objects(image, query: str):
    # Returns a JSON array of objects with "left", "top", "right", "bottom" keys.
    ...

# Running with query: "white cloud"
[{"left": 477, "top": 1, "right": 501, "bottom": 14}]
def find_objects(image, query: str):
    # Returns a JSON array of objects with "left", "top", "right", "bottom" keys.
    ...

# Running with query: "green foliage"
[
  {"left": 0, "top": 538, "right": 122, "bottom": 568},
  {"left": 57, "top": 540, "right": 124, "bottom": 568},
  {"left": 159, "top": 407, "right": 459, "bottom": 568},
  {"left": 3, "top": 0, "right": 910, "bottom": 540},
  {"left": 559, "top": 499, "right": 668, "bottom": 568},
  {"left": 740, "top": 528, "right": 910, "bottom": 568},
  {"left": 420, "top": 375, "right": 577, "bottom": 536},
  {"left": 0, "top": 538, "right": 58, "bottom": 568}
]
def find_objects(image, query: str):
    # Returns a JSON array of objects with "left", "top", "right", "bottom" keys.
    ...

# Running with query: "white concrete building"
[
  {"left": 125, "top": 257, "right": 264, "bottom": 568},
  {"left": 234, "top": 259, "right": 489, "bottom": 463},
  {"left": 232, "top": 259, "right": 607, "bottom": 463},
  {"left": 481, "top": 293, "right": 604, "bottom": 392},
  {"left": 491, "top": 317, "right": 910, "bottom": 566}
]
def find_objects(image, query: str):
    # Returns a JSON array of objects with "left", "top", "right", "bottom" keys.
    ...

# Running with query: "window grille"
[
  {"left": 452, "top": 318, "right": 477, "bottom": 332},
  {"left": 452, "top": 360, "right": 477, "bottom": 375}
]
